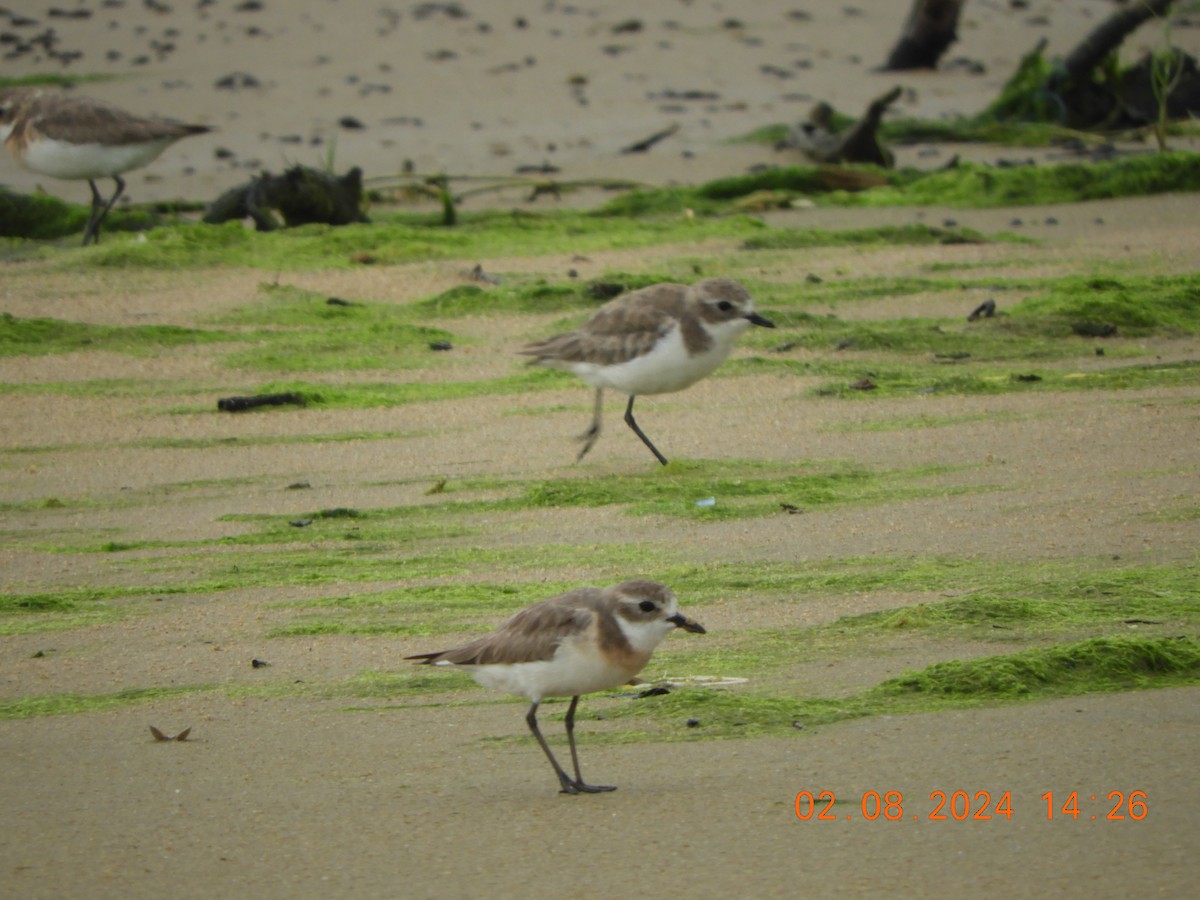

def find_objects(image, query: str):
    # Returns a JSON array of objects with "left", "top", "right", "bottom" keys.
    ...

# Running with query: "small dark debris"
[
  {"left": 1123, "top": 619, "right": 1163, "bottom": 625},
  {"left": 215, "top": 71, "right": 260, "bottom": 90},
  {"left": 1095, "top": 347, "right": 1105, "bottom": 356},
  {"left": 586, "top": 282, "right": 625, "bottom": 301},
  {"left": 686, "top": 718, "right": 701, "bottom": 728},
  {"left": 1071, "top": 321, "right": 1117, "bottom": 338},
  {"left": 338, "top": 115, "right": 366, "bottom": 130},
  {"left": 149, "top": 726, "right": 192, "bottom": 742},
  {"left": 1011, "top": 373, "right": 1042, "bottom": 382},
  {"left": 289, "top": 519, "right": 313, "bottom": 528},
  {"left": 429, "top": 341, "right": 453, "bottom": 351},
  {"left": 620, "top": 123, "right": 679, "bottom": 154},
  {"left": 326, "top": 297, "right": 353, "bottom": 307},
  {"left": 780, "top": 503, "right": 804, "bottom": 514},
  {"left": 251, "top": 658, "right": 271, "bottom": 668},
  {"left": 514, "top": 160, "right": 560, "bottom": 174},
  {"left": 637, "top": 686, "right": 671, "bottom": 698},
  {"left": 286, "top": 481, "right": 311, "bottom": 490},
  {"left": 465, "top": 263, "right": 500, "bottom": 284},
  {"left": 967, "top": 299, "right": 996, "bottom": 321},
  {"left": 805, "top": 273, "right": 823, "bottom": 283},
  {"left": 792, "top": 722, "right": 806, "bottom": 730}
]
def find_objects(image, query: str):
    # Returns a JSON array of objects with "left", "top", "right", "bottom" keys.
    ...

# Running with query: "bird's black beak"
[
  {"left": 668, "top": 613, "right": 707, "bottom": 634},
  {"left": 746, "top": 311, "right": 775, "bottom": 328}
]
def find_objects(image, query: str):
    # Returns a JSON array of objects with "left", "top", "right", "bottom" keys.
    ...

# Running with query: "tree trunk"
[{"left": 882, "top": 0, "right": 966, "bottom": 71}]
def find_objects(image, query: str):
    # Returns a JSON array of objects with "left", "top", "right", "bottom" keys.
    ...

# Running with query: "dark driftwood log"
[
  {"left": 882, "top": 0, "right": 966, "bottom": 71},
  {"left": 1060, "top": 0, "right": 1176, "bottom": 83},
  {"left": 1041, "top": 0, "right": 1199, "bottom": 128},
  {"left": 782, "top": 87, "right": 903, "bottom": 167},
  {"left": 203, "top": 166, "right": 368, "bottom": 231},
  {"left": 217, "top": 393, "right": 307, "bottom": 412}
]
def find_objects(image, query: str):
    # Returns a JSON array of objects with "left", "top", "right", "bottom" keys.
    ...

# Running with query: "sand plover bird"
[
  {"left": 0, "top": 87, "right": 211, "bottom": 246},
  {"left": 519, "top": 278, "right": 775, "bottom": 465},
  {"left": 406, "top": 580, "right": 705, "bottom": 794}
]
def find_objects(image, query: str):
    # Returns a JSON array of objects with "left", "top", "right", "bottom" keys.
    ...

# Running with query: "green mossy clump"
[
  {"left": 600, "top": 153, "right": 1200, "bottom": 216},
  {"left": 1010, "top": 274, "right": 1200, "bottom": 336},
  {"left": 0, "top": 685, "right": 207, "bottom": 719},
  {"left": 1, "top": 186, "right": 169, "bottom": 241},
  {"left": 0, "top": 312, "right": 233, "bottom": 358},
  {"left": 597, "top": 637, "right": 1200, "bottom": 739},
  {"left": 882, "top": 636, "right": 1200, "bottom": 697},
  {"left": 742, "top": 224, "right": 994, "bottom": 250}
]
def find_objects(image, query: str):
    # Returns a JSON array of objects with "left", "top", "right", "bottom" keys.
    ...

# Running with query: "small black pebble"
[{"left": 686, "top": 718, "right": 701, "bottom": 728}]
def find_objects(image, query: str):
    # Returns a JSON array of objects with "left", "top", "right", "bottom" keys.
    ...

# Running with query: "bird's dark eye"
[
  {"left": 639, "top": 600, "right": 656, "bottom": 612},
  {"left": 717, "top": 300, "right": 734, "bottom": 312}
]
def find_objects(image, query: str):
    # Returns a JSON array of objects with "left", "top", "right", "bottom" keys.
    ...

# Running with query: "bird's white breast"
[
  {"left": 467, "top": 635, "right": 644, "bottom": 703},
  {"left": 572, "top": 317, "right": 752, "bottom": 396},
  {"left": 18, "top": 135, "right": 176, "bottom": 179}
]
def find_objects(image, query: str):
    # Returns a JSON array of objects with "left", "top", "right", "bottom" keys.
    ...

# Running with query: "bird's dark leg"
[
  {"left": 623, "top": 395, "right": 668, "bottom": 466},
  {"left": 526, "top": 702, "right": 580, "bottom": 794},
  {"left": 564, "top": 695, "right": 616, "bottom": 793},
  {"left": 575, "top": 388, "right": 604, "bottom": 462},
  {"left": 82, "top": 174, "right": 125, "bottom": 246}
]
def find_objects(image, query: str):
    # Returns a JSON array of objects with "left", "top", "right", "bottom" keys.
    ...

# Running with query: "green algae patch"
[
  {"left": 0, "top": 186, "right": 162, "bottom": 242},
  {"left": 881, "top": 636, "right": 1200, "bottom": 697},
  {"left": 515, "top": 459, "right": 981, "bottom": 519},
  {"left": 591, "top": 637, "right": 1200, "bottom": 740},
  {"left": 1009, "top": 274, "right": 1200, "bottom": 336},
  {"left": 0, "top": 312, "right": 233, "bottom": 357},
  {"left": 742, "top": 223, "right": 1004, "bottom": 250},
  {"left": 0, "top": 685, "right": 211, "bottom": 720},
  {"left": 43, "top": 209, "right": 765, "bottom": 270},
  {"left": 600, "top": 152, "right": 1200, "bottom": 216}
]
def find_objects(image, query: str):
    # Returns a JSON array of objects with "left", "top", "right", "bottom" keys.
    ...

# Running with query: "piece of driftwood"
[
  {"left": 780, "top": 86, "right": 903, "bottom": 167},
  {"left": 217, "top": 392, "right": 306, "bottom": 412},
  {"left": 620, "top": 124, "right": 680, "bottom": 154},
  {"left": 203, "top": 165, "right": 368, "bottom": 231},
  {"left": 882, "top": 0, "right": 966, "bottom": 71},
  {"left": 1031, "top": 0, "right": 1200, "bottom": 129}
]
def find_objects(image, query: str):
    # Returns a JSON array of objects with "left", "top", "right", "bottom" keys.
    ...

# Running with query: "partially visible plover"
[
  {"left": 519, "top": 278, "right": 775, "bottom": 465},
  {"left": 0, "top": 87, "right": 211, "bottom": 245},
  {"left": 407, "top": 580, "right": 705, "bottom": 794}
]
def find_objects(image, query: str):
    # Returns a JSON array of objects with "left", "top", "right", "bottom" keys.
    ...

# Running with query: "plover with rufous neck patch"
[
  {"left": 519, "top": 278, "right": 775, "bottom": 465},
  {"left": 406, "top": 580, "right": 705, "bottom": 795},
  {"left": 0, "top": 87, "right": 211, "bottom": 246}
]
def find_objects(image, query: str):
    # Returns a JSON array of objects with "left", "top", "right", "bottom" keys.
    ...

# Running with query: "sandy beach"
[
  {"left": 3, "top": 0, "right": 1198, "bottom": 206},
  {"left": 2, "top": 2, "right": 1200, "bottom": 898}
]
